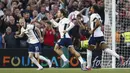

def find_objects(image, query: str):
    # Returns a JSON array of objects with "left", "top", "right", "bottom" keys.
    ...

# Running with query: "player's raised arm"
[
  {"left": 46, "top": 13, "right": 59, "bottom": 27},
  {"left": 79, "top": 7, "right": 87, "bottom": 15}
]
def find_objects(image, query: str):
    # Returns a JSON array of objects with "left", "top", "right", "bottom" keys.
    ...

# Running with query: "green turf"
[{"left": 0, "top": 68, "right": 130, "bottom": 73}]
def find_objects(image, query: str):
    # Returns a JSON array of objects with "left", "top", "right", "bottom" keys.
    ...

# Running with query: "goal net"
[{"left": 102, "top": 0, "right": 130, "bottom": 68}]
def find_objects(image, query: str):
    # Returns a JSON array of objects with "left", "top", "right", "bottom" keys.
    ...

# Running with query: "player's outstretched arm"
[
  {"left": 79, "top": 8, "right": 87, "bottom": 15},
  {"left": 50, "top": 19, "right": 59, "bottom": 27},
  {"left": 46, "top": 13, "right": 59, "bottom": 27},
  {"left": 15, "top": 31, "right": 25, "bottom": 38}
]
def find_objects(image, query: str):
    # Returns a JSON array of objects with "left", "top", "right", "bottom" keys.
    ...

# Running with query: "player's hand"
[
  {"left": 63, "top": 30, "right": 67, "bottom": 34},
  {"left": 14, "top": 35, "right": 19, "bottom": 38},
  {"left": 39, "top": 37, "right": 44, "bottom": 43},
  {"left": 89, "top": 30, "right": 94, "bottom": 34},
  {"left": 15, "top": 31, "right": 20, "bottom": 35}
]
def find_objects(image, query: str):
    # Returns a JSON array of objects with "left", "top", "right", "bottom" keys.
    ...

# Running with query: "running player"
[
  {"left": 85, "top": 5, "right": 124, "bottom": 70},
  {"left": 15, "top": 18, "right": 52, "bottom": 70},
  {"left": 46, "top": 9, "right": 86, "bottom": 70}
]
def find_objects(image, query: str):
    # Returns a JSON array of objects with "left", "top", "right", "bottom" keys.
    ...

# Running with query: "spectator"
[
  {"left": 0, "top": 0, "right": 107, "bottom": 49},
  {"left": 3, "top": 27, "right": 17, "bottom": 48},
  {"left": 12, "top": 7, "right": 22, "bottom": 22},
  {"left": 26, "top": 5, "right": 31, "bottom": 11},
  {"left": 20, "top": 0, "right": 29, "bottom": 9},
  {"left": 10, "top": 0, "right": 22, "bottom": 13},
  {"left": 50, "top": 4, "right": 59, "bottom": 19},
  {"left": 0, "top": 1, "right": 6, "bottom": 10},
  {"left": 43, "top": 21, "right": 55, "bottom": 49},
  {"left": 97, "top": 0, "right": 105, "bottom": 25},
  {"left": 31, "top": 10, "right": 38, "bottom": 19},
  {"left": 8, "top": 16, "right": 18, "bottom": 32},
  {"left": 21, "top": 10, "right": 31, "bottom": 23},
  {"left": 122, "top": 26, "right": 130, "bottom": 47}
]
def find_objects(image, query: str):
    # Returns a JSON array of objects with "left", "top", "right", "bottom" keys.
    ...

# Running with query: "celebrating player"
[
  {"left": 84, "top": 5, "right": 124, "bottom": 70},
  {"left": 15, "top": 18, "right": 52, "bottom": 70},
  {"left": 46, "top": 9, "right": 86, "bottom": 70}
]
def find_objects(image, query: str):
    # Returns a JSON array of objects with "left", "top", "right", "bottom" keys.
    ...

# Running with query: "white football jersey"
[
  {"left": 50, "top": 18, "right": 75, "bottom": 38},
  {"left": 68, "top": 10, "right": 89, "bottom": 23},
  {"left": 68, "top": 10, "right": 80, "bottom": 21},
  {"left": 90, "top": 13, "right": 103, "bottom": 37},
  {"left": 21, "top": 24, "right": 39, "bottom": 44}
]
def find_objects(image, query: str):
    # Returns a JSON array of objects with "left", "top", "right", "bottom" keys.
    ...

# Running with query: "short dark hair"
[
  {"left": 21, "top": 10, "right": 30, "bottom": 16},
  {"left": 92, "top": 5, "right": 99, "bottom": 13},
  {"left": 60, "top": 9, "right": 68, "bottom": 17}
]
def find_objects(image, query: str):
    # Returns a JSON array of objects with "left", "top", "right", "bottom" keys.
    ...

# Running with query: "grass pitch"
[{"left": 0, "top": 68, "right": 129, "bottom": 73}]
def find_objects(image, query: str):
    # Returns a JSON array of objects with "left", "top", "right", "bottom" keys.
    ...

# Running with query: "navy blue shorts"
[
  {"left": 88, "top": 36, "right": 105, "bottom": 46},
  {"left": 57, "top": 38, "right": 73, "bottom": 47},
  {"left": 28, "top": 43, "right": 41, "bottom": 52}
]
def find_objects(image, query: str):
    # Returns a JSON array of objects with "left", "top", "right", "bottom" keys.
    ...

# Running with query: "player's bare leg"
[
  {"left": 54, "top": 44, "right": 64, "bottom": 55},
  {"left": 68, "top": 46, "right": 86, "bottom": 70},
  {"left": 34, "top": 52, "right": 52, "bottom": 68},
  {"left": 28, "top": 52, "right": 43, "bottom": 70},
  {"left": 85, "top": 45, "right": 96, "bottom": 71},
  {"left": 100, "top": 43, "right": 124, "bottom": 65},
  {"left": 54, "top": 44, "right": 69, "bottom": 67}
]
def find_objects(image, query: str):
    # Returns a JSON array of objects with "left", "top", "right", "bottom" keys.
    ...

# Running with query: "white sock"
[
  {"left": 30, "top": 57, "right": 42, "bottom": 68},
  {"left": 87, "top": 49, "right": 92, "bottom": 68},
  {"left": 78, "top": 56, "right": 84, "bottom": 64},
  {"left": 104, "top": 48, "right": 120, "bottom": 59},
  {"left": 60, "top": 54, "right": 68, "bottom": 62},
  {"left": 39, "top": 55, "right": 50, "bottom": 63}
]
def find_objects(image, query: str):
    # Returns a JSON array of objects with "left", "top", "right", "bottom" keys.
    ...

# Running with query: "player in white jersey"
[
  {"left": 85, "top": 5, "right": 124, "bottom": 70},
  {"left": 15, "top": 18, "right": 52, "bottom": 70},
  {"left": 46, "top": 9, "right": 86, "bottom": 70}
]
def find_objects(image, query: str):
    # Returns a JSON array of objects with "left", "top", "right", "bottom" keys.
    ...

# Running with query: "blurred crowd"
[
  {"left": 0, "top": 0, "right": 104, "bottom": 49},
  {"left": 116, "top": 0, "right": 130, "bottom": 48}
]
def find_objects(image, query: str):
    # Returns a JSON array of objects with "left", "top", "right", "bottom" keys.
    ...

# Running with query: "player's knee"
[
  {"left": 69, "top": 47, "right": 75, "bottom": 54},
  {"left": 54, "top": 47, "right": 58, "bottom": 52},
  {"left": 69, "top": 48, "right": 80, "bottom": 57},
  {"left": 35, "top": 55, "right": 39, "bottom": 58},
  {"left": 29, "top": 54, "right": 33, "bottom": 58},
  {"left": 71, "top": 51, "right": 80, "bottom": 57},
  {"left": 75, "top": 52, "right": 80, "bottom": 57},
  {"left": 99, "top": 43, "right": 108, "bottom": 50},
  {"left": 54, "top": 45, "right": 60, "bottom": 51},
  {"left": 88, "top": 45, "right": 96, "bottom": 50},
  {"left": 71, "top": 50, "right": 75, "bottom": 55}
]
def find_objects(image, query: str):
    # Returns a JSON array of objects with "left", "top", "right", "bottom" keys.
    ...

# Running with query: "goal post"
[
  {"left": 112, "top": 0, "right": 116, "bottom": 68},
  {"left": 102, "top": 0, "right": 113, "bottom": 68},
  {"left": 103, "top": 0, "right": 130, "bottom": 68}
]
